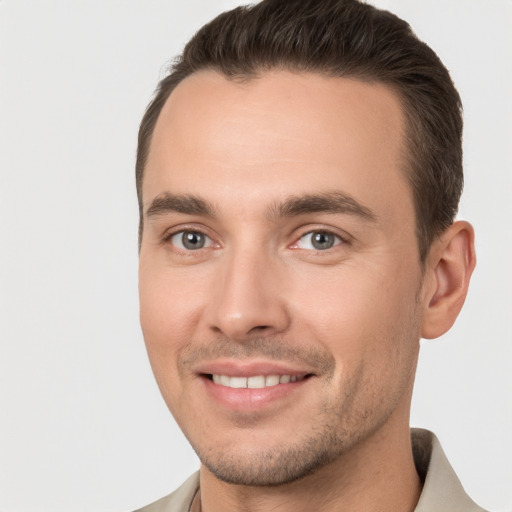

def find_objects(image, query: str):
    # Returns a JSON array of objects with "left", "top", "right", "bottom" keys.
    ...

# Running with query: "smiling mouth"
[{"left": 206, "top": 374, "right": 310, "bottom": 389}]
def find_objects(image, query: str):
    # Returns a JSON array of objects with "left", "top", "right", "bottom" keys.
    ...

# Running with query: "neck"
[{"left": 198, "top": 422, "right": 422, "bottom": 512}]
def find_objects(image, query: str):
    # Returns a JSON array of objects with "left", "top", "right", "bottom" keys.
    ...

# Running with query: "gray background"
[{"left": 0, "top": 1, "right": 510, "bottom": 511}]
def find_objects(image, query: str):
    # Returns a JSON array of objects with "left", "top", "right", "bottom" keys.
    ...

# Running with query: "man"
[{"left": 135, "top": 0, "right": 483, "bottom": 511}]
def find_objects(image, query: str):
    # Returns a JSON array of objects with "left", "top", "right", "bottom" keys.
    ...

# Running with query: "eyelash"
[
  {"left": 292, "top": 230, "right": 346, "bottom": 251},
  {"left": 162, "top": 227, "right": 216, "bottom": 252},
  {"left": 162, "top": 227, "right": 349, "bottom": 253}
]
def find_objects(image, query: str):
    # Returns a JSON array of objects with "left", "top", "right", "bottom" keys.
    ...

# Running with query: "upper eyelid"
[
  {"left": 162, "top": 224, "right": 216, "bottom": 240},
  {"left": 164, "top": 229, "right": 219, "bottom": 254},
  {"left": 292, "top": 225, "right": 351, "bottom": 244},
  {"left": 171, "top": 230, "right": 215, "bottom": 249},
  {"left": 291, "top": 231, "right": 344, "bottom": 251},
  {"left": 300, "top": 228, "right": 345, "bottom": 239},
  {"left": 300, "top": 230, "right": 343, "bottom": 241}
]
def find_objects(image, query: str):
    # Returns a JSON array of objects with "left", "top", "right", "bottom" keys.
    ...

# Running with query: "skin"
[{"left": 138, "top": 70, "right": 475, "bottom": 512}]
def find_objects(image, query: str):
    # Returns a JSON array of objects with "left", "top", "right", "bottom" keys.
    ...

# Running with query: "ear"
[{"left": 421, "top": 221, "right": 476, "bottom": 339}]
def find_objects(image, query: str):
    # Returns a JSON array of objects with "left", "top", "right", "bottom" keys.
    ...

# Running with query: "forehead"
[{"left": 143, "top": 70, "right": 411, "bottom": 223}]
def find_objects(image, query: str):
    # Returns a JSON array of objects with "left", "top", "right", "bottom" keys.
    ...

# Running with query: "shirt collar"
[{"left": 411, "top": 428, "right": 486, "bottom": 512}]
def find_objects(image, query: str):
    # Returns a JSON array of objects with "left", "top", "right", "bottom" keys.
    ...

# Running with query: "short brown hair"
[{"left": 136, "top": 0, "right": 463, "bottom": 260}]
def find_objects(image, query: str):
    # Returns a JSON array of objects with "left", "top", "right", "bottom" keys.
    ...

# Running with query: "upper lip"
[{"left": 194, "top": 359, "right": 314, "bottom": 378}]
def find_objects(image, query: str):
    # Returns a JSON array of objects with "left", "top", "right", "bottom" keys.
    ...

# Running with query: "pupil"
[
  {"left": 312, "top": 232, "right": 334, "bottom": 250},
  {"left": 182, "top": 231, "right": 205, "bottom": 250}
]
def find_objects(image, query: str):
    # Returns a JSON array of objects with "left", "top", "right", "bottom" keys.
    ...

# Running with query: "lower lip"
[{"left": 201, "top": 376, "right": 309, "bottom": 411}]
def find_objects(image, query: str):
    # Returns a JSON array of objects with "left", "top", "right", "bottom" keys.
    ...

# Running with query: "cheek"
[
  {"left": 138, "top": 269, "right": 196, "bottom": 418},
  {"left": 138, "top": 263, "right": 201, "bottom": 398},
  {"left": 291, "top": 259, "right": 421, "bottom": 357},
  {"left": 139, "top": 261, "right": 204, "bottom": 346},
  {"left": 296, "top": 265, "right": 421, "bottom": 422}
]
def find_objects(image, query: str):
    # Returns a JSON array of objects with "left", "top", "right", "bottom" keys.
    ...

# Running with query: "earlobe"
[{"left": 421, "top": 221, "right": 476, "bottom": 339}]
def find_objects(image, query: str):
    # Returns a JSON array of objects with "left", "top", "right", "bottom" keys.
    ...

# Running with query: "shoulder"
[{"left": 134, "top": 472, "right": 200, "bottom": 512}]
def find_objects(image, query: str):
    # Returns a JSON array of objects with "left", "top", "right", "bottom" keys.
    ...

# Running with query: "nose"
[{"left": 204, "top": 248, "right": 291, "bottom": 341}]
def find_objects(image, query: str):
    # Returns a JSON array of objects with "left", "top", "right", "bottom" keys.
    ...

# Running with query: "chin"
[
  {"left": 202, "top": 451, "right": 336, "bottom": 487},
  {"left": 194, "top": 427, "right": 353, "bottom": 487}
]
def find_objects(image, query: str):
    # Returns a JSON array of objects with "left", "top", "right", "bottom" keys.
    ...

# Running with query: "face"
[{"left": 139, "top": 71, "right": 425, "bottom": 486}]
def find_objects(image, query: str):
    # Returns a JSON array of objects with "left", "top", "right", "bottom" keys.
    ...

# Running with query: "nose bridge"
[{"left": 207, "top": 242, "right": 289, "bottom": 340}]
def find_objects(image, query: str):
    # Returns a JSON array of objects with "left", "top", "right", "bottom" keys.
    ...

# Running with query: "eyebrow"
[
  {"left": 145, "top": 193, "right": 216, "bottom": 219},
  {"left": 145, "top": 190, "right": 377, "bottom": 223},
  {"left": 267, "top": 192, "right": 378, "bottom": 223}
]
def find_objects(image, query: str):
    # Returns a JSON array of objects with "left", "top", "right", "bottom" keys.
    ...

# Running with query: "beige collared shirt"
[{"left": 135, "top": 429, "right": 487, "bottom": 512}]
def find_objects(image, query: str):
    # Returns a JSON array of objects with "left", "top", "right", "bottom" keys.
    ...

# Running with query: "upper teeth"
[{"left": 212, "top": 374, "right": 299, "bottom": 389}]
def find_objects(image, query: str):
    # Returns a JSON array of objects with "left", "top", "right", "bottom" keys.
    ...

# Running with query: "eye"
[
  {"left": 295, "top": 230, "right": 343, "bottom": 250},
  {"left": 169, "top": 230, "right": 214, "bottom": 251}
]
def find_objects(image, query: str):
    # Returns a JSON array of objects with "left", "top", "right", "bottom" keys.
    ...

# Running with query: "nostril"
[{"left": 250, "top": 325, "right": 271, "bottom": 333}]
